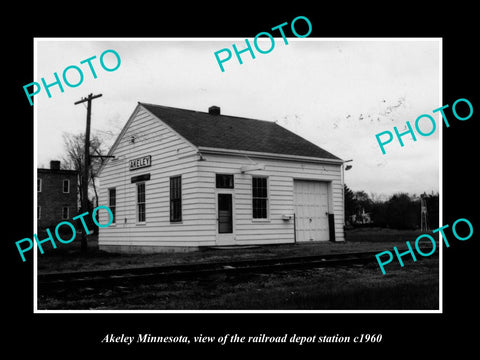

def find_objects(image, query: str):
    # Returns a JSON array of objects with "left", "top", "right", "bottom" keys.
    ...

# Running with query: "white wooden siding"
[
  {"left": 98, "top": 105, "right": 216, "bottom": 247},
  {"left": 198, "top": 153, "right": 344, "bottom": 245},
  {"left": 98, "top": 104, "right": 344, "bottom": 250}
]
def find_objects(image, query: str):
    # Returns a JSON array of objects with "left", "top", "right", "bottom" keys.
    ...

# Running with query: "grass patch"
[{"left": 38, "top": 257, "right": 439, "bottom": 311}]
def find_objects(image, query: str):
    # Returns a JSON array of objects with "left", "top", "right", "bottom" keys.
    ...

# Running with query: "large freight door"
[{"left": 294, "top": 180, "right": 330, "bottom": 242}]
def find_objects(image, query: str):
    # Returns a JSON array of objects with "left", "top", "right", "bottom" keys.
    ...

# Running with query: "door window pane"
[{"left": 218, "top": 194, "right": 232, "bottom": 233}]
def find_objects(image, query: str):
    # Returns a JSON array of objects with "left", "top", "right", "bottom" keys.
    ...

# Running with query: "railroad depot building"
[{"left": 97, "top": 103, "right": 345, "bottom": 253}]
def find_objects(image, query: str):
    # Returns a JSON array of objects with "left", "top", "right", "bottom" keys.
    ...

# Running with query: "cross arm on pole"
[{"left": 74, "top": 93, "right": 103, "bottom": 105}]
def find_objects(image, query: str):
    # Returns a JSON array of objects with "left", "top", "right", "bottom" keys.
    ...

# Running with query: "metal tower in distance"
[{"left": 420, "top": 195, "right": 429, "bottom": 232}]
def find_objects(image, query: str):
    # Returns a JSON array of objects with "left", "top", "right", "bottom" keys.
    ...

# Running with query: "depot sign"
[{"left": 129, "top": 155, "right": 151, "bottom": 171}]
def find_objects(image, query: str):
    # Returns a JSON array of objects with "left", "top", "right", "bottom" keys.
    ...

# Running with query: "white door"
[
  {"left": 294, "top": 180, "right": 330, "bottom": 242},
  {"left": 216, "top": 192, "right": 235, "bottom": 245}
]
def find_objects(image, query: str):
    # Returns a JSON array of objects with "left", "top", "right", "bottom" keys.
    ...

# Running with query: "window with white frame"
[
  {"left": 216, "top": 174, "right": 234, "bottom": 189},
  {"left": 170, "top": 176, "right": 182, "bottom": 222},
  {"left": 137, "top": 182, "right": 146, "bottom": 222},
  {"left": 63, "top": 179, "right": 70, "bottom": 193},
  {"left": 108, "top": 187, "right": 116, "bottom": 224},
  {"left": 252, "top": 176, "right": 268, "bottom": 219}
]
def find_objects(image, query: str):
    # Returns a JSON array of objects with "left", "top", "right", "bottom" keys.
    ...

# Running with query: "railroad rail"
[{"left": 38, "top": 249, "right": 436, "bottom": 292}]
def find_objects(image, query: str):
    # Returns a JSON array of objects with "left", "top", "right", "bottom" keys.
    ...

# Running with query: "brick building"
[{"left": 37, "top": 160, "right": 79, "bottom": 232}]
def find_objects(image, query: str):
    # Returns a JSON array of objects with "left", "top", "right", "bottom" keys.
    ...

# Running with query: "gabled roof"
[{"left": 139, "top": 103, "right": 342, "bottom": 161}]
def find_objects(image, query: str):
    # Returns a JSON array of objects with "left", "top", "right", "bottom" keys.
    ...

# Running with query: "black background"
[{"left": 6, "top": 4, "right": 478, "bottom": 356}]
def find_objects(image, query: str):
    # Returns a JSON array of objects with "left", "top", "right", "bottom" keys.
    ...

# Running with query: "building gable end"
[{"left": 98, "top": 104, "right": 199, "bottom": 177}]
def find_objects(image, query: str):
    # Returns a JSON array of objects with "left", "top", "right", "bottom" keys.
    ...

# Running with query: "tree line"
[{"left": 345, "top": 185, "right": 439, "bottom": 230}]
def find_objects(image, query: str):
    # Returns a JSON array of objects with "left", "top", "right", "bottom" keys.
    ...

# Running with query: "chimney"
[
  {"left": 208, "top": 105, "right": 220, "bottom": 115},
  {"left": 50, "top": 160, "right": 61, "bottom": 170}
]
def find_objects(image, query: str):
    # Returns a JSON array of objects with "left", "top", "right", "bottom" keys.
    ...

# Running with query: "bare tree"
[{"left": 61, "top": 132, "right": 109, "bottom": 208}]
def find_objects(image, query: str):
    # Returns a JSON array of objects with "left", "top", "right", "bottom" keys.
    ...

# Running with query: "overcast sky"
[{"left": 35, "top": 38, "right": 440, "bottom": 198}]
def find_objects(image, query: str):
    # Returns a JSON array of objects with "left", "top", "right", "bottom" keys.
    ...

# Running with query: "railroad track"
[{"left": 38, "top": 249, "right": 435, "bottom": 292}]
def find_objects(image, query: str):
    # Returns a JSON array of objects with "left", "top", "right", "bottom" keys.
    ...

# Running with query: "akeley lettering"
[
  {"left": 214, "top": 16, "right": 312, "bottom": 72},
  {"left": 129, "top": 155, "right": 151, "bottom": 170},
  {"left": 375, "top": 98, "right": 474, "bottom": 155},
  {"left": 23, "top": 49, "right": 121, "bottom": 106},
  {"left": 15, "top": 205, "right": 114, "bottom": 262}
]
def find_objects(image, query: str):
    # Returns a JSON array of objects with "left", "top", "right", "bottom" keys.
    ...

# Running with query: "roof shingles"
[{"left": 140, "top": 103, "right": 341, "bottom": 161}]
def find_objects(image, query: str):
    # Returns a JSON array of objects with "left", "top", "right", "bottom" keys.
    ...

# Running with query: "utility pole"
[
  {"left": 74, "top": 93, "right": 102, "bottom": 253},
  {"left": 420, "top": 195, "right": 429, "bottom": 232}
]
